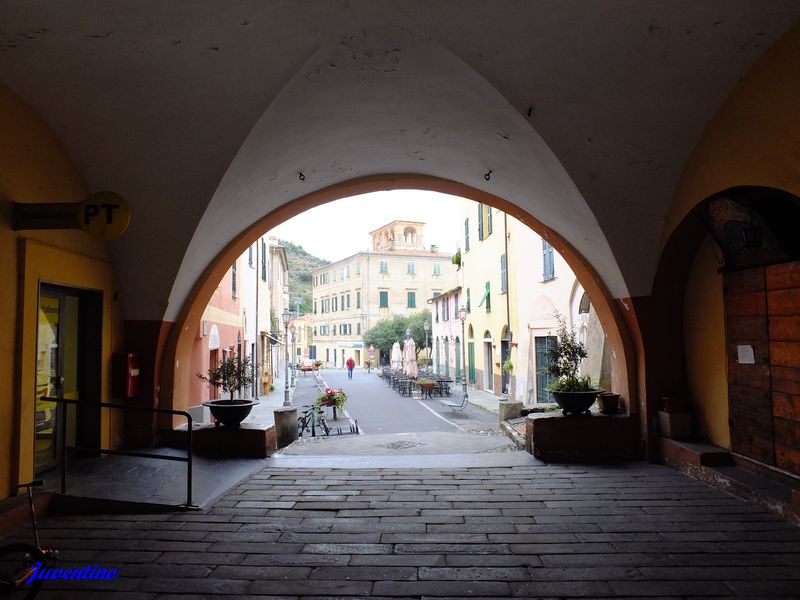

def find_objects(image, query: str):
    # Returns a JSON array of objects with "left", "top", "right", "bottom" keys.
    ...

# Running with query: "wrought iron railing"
[{"left": 44, "top": 397, "right": 194, "bottom": 507}]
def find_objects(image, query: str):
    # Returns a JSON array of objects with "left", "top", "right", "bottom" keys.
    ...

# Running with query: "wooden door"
[{"left": 724, "top": 261, "right": 800, "bottom": 474}]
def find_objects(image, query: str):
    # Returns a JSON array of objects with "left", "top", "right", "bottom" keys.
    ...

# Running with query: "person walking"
[{"left": 346, "top": 356, "right": 355, "bottom": 379}]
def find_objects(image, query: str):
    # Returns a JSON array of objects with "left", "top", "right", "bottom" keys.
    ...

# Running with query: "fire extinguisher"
[{"left": 126, "top": 352, "right": 140, "bottom": 398}]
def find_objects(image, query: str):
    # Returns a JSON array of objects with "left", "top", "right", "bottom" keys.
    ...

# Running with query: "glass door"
[{"left": 35, "top": 289, "right": 80, "bottom": 473}]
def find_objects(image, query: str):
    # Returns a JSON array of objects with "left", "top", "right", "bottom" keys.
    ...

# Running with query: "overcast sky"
[{"left": 269, "top": 190, "right": 465, "bottom": 262}]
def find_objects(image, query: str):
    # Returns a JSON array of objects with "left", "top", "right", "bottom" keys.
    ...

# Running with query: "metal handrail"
[{"left": 42, "top": 397, "right": 194, "bottom": 508}]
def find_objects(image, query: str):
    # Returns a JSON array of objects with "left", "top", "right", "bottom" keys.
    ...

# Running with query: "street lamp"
[
  {"left": 458, "top": 305, "right": 468, "bottom": 401},
  {"left": 423, "top": 320, "right": 430, "bottom": 365},
  {"left": 282, "top": 308, "right": 291, "bottom": 406},
  {"left": 290, "top": 325, "right": 296, "bottom": 387}
]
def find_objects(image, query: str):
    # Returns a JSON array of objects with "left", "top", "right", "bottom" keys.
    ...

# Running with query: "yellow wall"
[
  {"left": 683, "top": 236, "right": 729, "bottom": 448},
  {"left": 662, "top": 25, "right": 800, "bottom": 451},
  {"left": 665, "top": 25, "right": 800, "bottom": 241},
  {"left": 0, "top": 83, "right": 119, "bottom": 499}
]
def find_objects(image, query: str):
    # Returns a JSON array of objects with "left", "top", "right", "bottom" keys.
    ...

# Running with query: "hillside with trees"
[{"left": 280, "top": 240, "right": 329, "bottom": 314}]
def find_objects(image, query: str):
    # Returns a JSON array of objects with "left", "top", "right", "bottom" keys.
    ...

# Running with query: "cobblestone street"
[{"left": 18, "top": 461, "right": 800, "bottom": 598}]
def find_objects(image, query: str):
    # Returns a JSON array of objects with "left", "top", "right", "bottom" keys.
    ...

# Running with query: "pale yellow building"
[
  {"left": 312, "top": 220, "right": 458, "bottom": 368},
  {"left": 291, "top": 313, "right": 313, "bottom": 363},
  {"left": 457, "top": 201, "right": 608, "bottom": 404}
]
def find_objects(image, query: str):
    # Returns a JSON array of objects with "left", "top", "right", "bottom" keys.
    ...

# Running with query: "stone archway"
[{"left": 160, "top": 176, "right": 639, "bottom": 440}]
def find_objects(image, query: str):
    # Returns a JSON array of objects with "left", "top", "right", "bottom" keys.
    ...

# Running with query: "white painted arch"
[{"left": 166, "top": 37, "right": 625, "bottom": 321}]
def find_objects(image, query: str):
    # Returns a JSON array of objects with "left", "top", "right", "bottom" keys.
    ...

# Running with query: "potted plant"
[
  {"left": 502, "top": 358, "right": 514, "bottom": 374},
  {"left": 197, "top": 352, "right": 258, "bottom": 427},
  {"left": 544, "top": 315, "right": 601, "bottom": 415},
  {"left": 316, "top": 387, "right": 347, "bottom": 410}
]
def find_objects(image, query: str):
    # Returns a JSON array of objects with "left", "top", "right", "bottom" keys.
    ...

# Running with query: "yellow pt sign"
[{"left": 79, "top": 192, "right": 131, "bottom": 240}]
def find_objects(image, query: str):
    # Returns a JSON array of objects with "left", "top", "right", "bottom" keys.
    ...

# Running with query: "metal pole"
[
  {"left": 290, "top": 333, "right": 296, "bottom": 387},
  {"left": 186, "top": 414, "right": 193, "bottom": 507},
  {"left": 284, "top": 322, "right": 290, "bottom": 406},
  {"left": 461, "top": 316, "right": 468, "bottom": 401}
]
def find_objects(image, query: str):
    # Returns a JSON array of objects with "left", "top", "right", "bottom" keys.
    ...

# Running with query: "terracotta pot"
[{"left": 597, "top": 392, "right": 620, "bottom": 415}]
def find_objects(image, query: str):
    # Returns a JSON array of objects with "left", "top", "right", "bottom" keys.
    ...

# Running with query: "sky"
[{"left": 269, "top": 190, "right": 466, "bottom": 262}]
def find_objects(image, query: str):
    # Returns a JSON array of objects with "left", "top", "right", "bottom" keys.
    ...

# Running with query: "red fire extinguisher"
[{"left": 126, "top": 352, "right": 140, "bottom": 398}]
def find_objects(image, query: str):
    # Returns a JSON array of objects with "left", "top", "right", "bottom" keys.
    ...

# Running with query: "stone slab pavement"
[{"left": 5, "top": 460, "right": 799, "bottom": 598}]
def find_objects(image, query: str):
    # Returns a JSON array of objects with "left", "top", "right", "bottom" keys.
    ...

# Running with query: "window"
[
  {"left": 379, "top": 260, "right": 388, "bottom": 274},
  {"left": 355, "top": 262, "right": 361, "bottom": 275},
  {"left": 314, "top": 301, "right": 317, "bottom": 314},
  {"left": 433, "top": 291, "right": 441, "bottom": 298},
  {"left": 341, "top": 267, "right": 347, "bottom": 279},
  {"left": 478, "top": 281, "right": 491, "bottom": 311},
  {"left": 248, "top": 245, "right": 253, "bottom": 267},
  {"left": 433, "top": 263, "right": 441, "bottom": 276},
  {"left": 340, "top": 294, "right": 345, "bottom": 310},
  {"left": 407, "top": 291, "right": 416, "bottom": 308},
  {"left": 464, "top": 218, "right": 470, "bottom": 252},
  {"left": 407, "top": 262, "right": 415, "bottom": 275},
  {"left": 542, "top": 240, "right": 555, "bottom": 281},
  {"left": 347, "top": 293, "right": 351, "bottom": 309},
  {"left": 379, "top": 291, "right": 389, "bottom": 308},
  {"left": 500, "top": 254, "right": 508, "bottom": 293},
  {"left": 333, "top": 297, "right": 338, "bottom": 312},
  {"left": 579, "top": 293, "right": 590, "bottom": 314},
  {"left": 357, "top": 323, "right": 361, "bottom": 335},
  {"left": 435, "top": 299, "right": 439, "bottom": 322},
  {"left": 466, "top": 288, "right": 471, "bottom": 312},
  {"left": 313, "top": 327, "right": 317, "bottom": 336},
  {"left": 356, "top": 290, "right": 361, "bottom": 309},
  {"left": 261, "top": 240, "right": 267, "bottom": 281},
  {"left": 332, "top": 269, "right": 336, "bottom": 281},
  {"left": 477, "top": 204, "right": 493, "bottom": 241},
  {"left": 231, "top": 262, "right": 237, "bottom": 297}
]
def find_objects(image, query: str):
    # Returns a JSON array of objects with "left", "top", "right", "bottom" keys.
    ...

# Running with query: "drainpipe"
[
  {"left": 255, "top": 237, "right": 260, "bottom": 397},
  {"left": 504, "top": 212, "right": 511, "bottom": 395}
]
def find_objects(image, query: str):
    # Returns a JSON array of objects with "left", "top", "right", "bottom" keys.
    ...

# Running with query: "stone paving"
[{"left": 7, "top": 461, "right": 799, "bottom": 598}]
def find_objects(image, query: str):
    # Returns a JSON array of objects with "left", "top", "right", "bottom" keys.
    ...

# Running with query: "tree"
[
  {"left": 406, "top": 309, "right": 432, "bottom": 358},
  {"left": 196, "top": 352, "right": 255, "bottom": 401},
  {"left": 362, "top": 310, "right": 433, "bottom": 360},
  {"left": 363, "top": 315, "right": 408, "bottom": 358}
]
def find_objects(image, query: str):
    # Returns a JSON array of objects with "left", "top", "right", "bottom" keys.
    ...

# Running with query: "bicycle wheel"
[
  {"left": 0, "top": 543, "right": 46, "bottom": 599},
  {"left": 317, "top": 410, "right": 330, "bottom": 436}
]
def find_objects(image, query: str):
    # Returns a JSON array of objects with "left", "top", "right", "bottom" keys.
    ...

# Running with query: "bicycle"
[
  {"left": 0, "top": 481, "right": 58, "bottom": 599},
  {"left": 297, "top": 404, "right": 330, "bottom": 438}
]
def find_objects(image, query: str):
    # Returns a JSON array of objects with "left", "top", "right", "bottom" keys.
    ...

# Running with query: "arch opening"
[{"left": 162, "top": 177, "right": 638, "bottom": 440}]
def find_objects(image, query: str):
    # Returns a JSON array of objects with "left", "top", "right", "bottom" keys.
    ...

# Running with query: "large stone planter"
[
  {"left": 551, "top": 390, "right": 600, "bottom": 416},
  {"left": 202, "top": 399, "right": 259, "bottom": 427}
]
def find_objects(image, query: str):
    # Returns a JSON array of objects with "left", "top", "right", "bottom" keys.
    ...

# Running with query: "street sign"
[
  {"left": 13, "top": 191, "right": 131, "bottom": 240},
  {"left": 79, "top": 192, "right": 131, "bottom": 240}
]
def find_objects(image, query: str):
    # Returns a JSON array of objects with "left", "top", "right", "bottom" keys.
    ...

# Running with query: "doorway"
[
  {"left": 483, "top": 332, "right": 493, "bottom": 392},
  {"left": 501, "top": 327, "right": 512, "bottom": 395},
  {"left": 35, "top": 284, "right": 102, "bottom": 475}
]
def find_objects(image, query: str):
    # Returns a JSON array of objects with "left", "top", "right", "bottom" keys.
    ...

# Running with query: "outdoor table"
[{"left": 417, "top": 381, "right": 436, "bottom": 399}]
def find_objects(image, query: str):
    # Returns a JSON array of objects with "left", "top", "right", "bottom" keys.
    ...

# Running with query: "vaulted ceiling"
[{"left": 2, "top": 1, "right": 798, "bottom": 321}]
